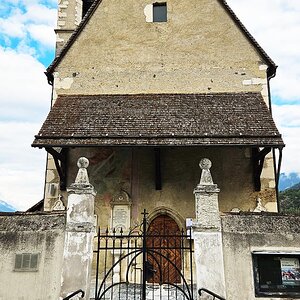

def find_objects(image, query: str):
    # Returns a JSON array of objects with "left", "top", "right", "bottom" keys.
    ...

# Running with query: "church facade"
[{"left": 0, "top": 0, "right": 300, "bottom": 299}]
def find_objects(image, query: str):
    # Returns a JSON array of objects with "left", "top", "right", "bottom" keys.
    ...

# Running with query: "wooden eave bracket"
[
  {"left": 45, "top": 147, "right": 68, "bottom": 190},
  {"left": 252, "top": 147, "right": 271, "bottom": 191}
]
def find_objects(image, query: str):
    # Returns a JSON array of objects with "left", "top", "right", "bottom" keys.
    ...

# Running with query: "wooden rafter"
[{"left": 252, "top": 147, "right": 271, "bottom": 191}]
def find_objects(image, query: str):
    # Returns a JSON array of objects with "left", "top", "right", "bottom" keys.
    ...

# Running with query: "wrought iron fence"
[{"left": 93, "top": 210, "right": 195, "bottom": 300}]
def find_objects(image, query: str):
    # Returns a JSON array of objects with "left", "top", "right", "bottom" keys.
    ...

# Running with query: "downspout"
[
  {"left": 272, "top": 147, "right": 279, "bottom": 210},
  {"left": 267, "top": 65, "right": 283, "bottom": 211},
  {"left": 276, "top": 147, "right": 283, "bottom": 212}
]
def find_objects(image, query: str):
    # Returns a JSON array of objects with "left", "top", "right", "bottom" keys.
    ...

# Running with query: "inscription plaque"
[
  {"left": 112, "top": 205, "right": 130, "bottom": 231},
  {"left": 110, "top": 191, "right": 131, "bottom": 232}
]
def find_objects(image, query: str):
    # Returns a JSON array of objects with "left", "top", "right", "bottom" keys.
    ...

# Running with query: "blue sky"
[{"left": 0, "top": 0, "right": 299, "bottom": 210}]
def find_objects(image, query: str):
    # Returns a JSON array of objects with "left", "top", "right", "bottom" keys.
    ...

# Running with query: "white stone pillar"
[
  {"left": 60, "top": 157, "right": 96, "bottom": 300},
  {"left": 192, "top": 158, "right": 226, "bottom": 299}
]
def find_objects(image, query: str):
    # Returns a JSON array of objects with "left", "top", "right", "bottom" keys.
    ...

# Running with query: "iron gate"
[{"left": 94, "top": 210, "right": 195, "bottom": 300}]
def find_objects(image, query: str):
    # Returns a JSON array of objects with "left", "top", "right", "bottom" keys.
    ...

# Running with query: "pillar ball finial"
[
  {"left": 199, "top": 158, "right": 212, "bottom": 170},
  {"left": 77, "top": 157, "right": 89, "bottom": 169}
]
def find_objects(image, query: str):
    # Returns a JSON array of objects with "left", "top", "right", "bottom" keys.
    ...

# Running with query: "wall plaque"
[{"left": 111, "top": 191, "right": 131, "bottom": 232}]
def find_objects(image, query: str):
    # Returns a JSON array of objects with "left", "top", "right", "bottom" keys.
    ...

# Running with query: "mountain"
[
  {"left": 279, "top": 172, "right": 300, "bottom": 191},
  {"left": 279, "top": 182, "right": 300, "bottom": 213},
  {"left": 0, "top": 200, "right": 16, "bottom": 212},
  {"left": 288, "top": 182, "right": 300, "bottom": 190}
]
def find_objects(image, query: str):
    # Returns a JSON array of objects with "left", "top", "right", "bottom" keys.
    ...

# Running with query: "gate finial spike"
[
  {"left": 142, "top": 209, "right": 148, "bottom": 215},
  {"left": 141, "top": 209, "right": 149, "bottom": 218}
]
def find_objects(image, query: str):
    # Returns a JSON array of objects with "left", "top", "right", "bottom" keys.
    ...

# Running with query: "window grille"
[{"left": 14, "top": 253, "right": 39, "bottom": 271}]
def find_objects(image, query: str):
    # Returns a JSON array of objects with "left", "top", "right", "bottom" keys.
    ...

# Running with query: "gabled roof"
[
  {"left": 46, "top": 0, "right": 277, "bottom": 79},
  {"left": 26, "top": 200, "right": 44, "bottom": 212},
  {"left": 47, "top": 0, "right": 102, "bottom": 78},
  {"left": 32, "top": 92, "right": 284, "bottom": 147}
]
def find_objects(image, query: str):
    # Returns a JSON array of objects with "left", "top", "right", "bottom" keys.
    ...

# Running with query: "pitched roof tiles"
[{"left": 32, "top": 93, "right": 284, "bottom": 147}]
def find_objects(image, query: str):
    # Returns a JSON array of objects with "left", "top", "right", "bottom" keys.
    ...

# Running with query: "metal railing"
[
  {"left": 62, "top": 289, "right": 85, "bottom": 299},
  {"left": 198, "top": 288, "right": 225, "bottom": 300},
  {"left": 94, "top": 209, "right": 195, "bottom": 300}
]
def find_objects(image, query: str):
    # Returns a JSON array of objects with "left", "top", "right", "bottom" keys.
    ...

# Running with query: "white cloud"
[
  {"left": 273, "top": 104, "right": 300, "bottom": 174},
  {"left": 273, "top": 104, "right": 300, "bottom": 128},
  {"left": 15, "top": 38, "right": 36, "bottom": 55},
  {"left": 0, "top": 47, "right": 50, "bottom": 210},
  {"left": 0, "top": 46, "right": 51, "bottom": 121},
  {"left": 0, "top": 122, "right": 46, "bottom": 210},
  {"left": 272, "top": 67, "right": 300, "bottom": 101},
  {"left": 0, "top": 122, "right": 44, "bottom": 169},
  {"left": 0, "top": 9, "right": 26, "bottom": 38},
  {"left": 0, "top": 1, "right": 57, "bottom": 49},
  {"left": 0, "top": 168, "right": 45, "bottom": 211},
  {"left": 27, "top": 24, "right": 56, "bottom": 48},
  {"left": 0, "top": 1, "right": 55, "bottom": 210},
  {"left": 24, "top": 4, "right": 57, "bottom": 26},
  {"left": 276, "top": 126, "right": 300, "bottom": 175}
]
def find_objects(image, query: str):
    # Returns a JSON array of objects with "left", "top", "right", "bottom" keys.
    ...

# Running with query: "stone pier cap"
[
  {"left": 67, "top": 157, "right": 96, "bottom": 195},
  {"left": 194, "top": 158, "right": 220, "bottom": 193}
]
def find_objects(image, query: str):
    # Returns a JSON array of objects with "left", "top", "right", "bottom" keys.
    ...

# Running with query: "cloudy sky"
[{"left": 0, "top": 0, "right": 299, "bottom": 210}]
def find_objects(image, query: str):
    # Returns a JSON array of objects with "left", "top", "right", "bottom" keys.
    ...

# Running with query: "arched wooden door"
[{"left": 146, "top": 214, "right": 182, "bottom": 284}]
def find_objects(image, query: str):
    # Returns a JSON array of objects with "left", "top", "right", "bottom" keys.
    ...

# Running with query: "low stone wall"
[
  {"left": 0, "top": 212, "right": 66, "bottom": 300},
  {"left": 221, "top": 213, "right": 300, "bottom": 235},
  {"left": 221, "top": 213, "right": 300, "bottom": 300}
]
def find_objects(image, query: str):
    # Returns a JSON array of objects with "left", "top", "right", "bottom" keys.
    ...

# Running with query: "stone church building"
[{"left": 0, "top": 0, "right": 300, "bottom": 299}]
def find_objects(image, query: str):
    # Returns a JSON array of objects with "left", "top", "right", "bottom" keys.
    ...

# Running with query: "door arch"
[{"left": 146, "top": 214, "right": 182, "bottom": 284}]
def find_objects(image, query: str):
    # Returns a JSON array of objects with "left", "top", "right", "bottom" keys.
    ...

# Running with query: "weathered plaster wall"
[
  {"left": 0, "top": 212, "right": 65, "bottom": 300},
  {"left": 63, "top": 146, "right": 275, "bottom": 229},
  {"left": 53, "top": 0, "right": 268, "bottom": 100},
  {"left": 66, "top": 147, "right": 132, "bottom": 228},
  {"left": 221, "top": 213, "right": 300, "bottom": 300}
]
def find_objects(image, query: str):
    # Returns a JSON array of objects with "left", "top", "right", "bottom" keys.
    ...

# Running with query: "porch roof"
[{"left": 32, "top": 92, "right": 284, "bottom": 147}]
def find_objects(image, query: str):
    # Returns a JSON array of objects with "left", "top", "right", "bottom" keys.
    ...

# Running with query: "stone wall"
[
  {"left": 221, "top": 213, "right": 300, "bottom": 300},
  {"left": 0, "top": 212, "right": 65, "bottom": 300}
]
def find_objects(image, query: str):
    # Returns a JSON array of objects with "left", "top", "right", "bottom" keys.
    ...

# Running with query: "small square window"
[
  {"left": 14, "top": 253, "right": 39, "bottom": 271},
  {"left": 253, "top": 253, "right": 300, "bottom": 297},
  {"left": 153, "top": 2, "right": 167, "bottom": 22}
]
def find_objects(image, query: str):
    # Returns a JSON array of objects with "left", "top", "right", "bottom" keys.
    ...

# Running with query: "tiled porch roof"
[{"left": 32, "top": 93, "right": 284, "bottom": 147}]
